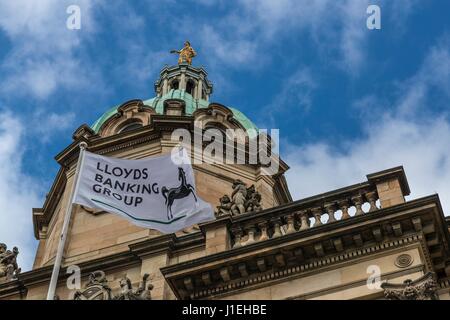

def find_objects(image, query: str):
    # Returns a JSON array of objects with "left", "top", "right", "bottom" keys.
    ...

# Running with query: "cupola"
[{"left": 154, "top": 63, "right": 213, "bottom": 100}]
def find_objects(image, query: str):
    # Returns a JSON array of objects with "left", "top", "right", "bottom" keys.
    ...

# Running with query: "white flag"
[{"left": 73, "top": 148, "right": 214, "bottom": 233}]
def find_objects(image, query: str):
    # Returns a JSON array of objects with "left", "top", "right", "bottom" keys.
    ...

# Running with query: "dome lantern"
[{"left": 154, "top": 63, "right": 213, "bottom": 101}]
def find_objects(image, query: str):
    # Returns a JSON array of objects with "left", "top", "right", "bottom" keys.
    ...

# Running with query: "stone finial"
[
  {"left": 381, "top": 272, "right": 438, "bottom": 300},
  {"left": 0, "top": 243, "right": 21, "bottom": 282},
  {"left": 215, "top": 180, "right": 262, "bottom": 217}
]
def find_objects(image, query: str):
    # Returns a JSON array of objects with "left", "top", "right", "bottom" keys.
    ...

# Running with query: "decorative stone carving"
[
  {"left": 395, "top": 254, "right": 413, "bottom": 268},
  {"left": 381, "top": 272, "right": 438, "bottom": 300},
  {"left": 113, "top": 274, "right": 153, "bottom": 300},
  {"left": 73, "top": 271, "right": 154, "bottom": 300},
  {"left": 0, "top": 243, "right": 21, "bottom": 282},
  {"left": 215, "top": 180, "right": 262, "bottom": 217},
  {"left": 73, "top": 271, "right": 112, "bottom": 300},
  {"left": 216, "top": 195, "right": 232, "bottom": 217},
  {"left": 245, "top": 185, "right": 262, "bottom": 213},
  {"left": 73, "top": 270, "right": 112, "bottom": 300},
  {"left": 231, "top": 179, "right": 247, "bottom": 215}
]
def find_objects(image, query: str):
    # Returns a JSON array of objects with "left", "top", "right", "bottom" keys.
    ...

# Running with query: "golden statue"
[{"left": 170, "top": 41, "right": 197, "bottom": 65}]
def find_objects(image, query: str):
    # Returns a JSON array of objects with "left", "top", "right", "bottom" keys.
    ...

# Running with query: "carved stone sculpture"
[
  {"left": 72, "top": 271, "right": 154, "bottom": 300},
  {"left": 215, "top": 180, "right": 263, "bottom": 216},
  {"left": 73, "top": 270, "right": 112, "bottom": 300},
  {"left": 216, "top": 195, "right": 233, "bottom": 217},
  {"left": 245, "top": 185, "right": 262, "bottom": 213},
  {"left": 0, "top": 243, "right": 21, "bottom": 282},
  {"left": 231, "top": 180, "right": 247, "bottom": 215},
  {"left": 113, "top": 273, "right": 153, "bottom": 300},
  {"left": 381, "top": 272, "right": 438, "bottom": 300}
]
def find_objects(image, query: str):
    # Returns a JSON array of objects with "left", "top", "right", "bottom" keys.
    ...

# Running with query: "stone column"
[
  {"left": 162, "top": 78, "right": 168, "bottom": 95},
  {"left": 197, "top": 79, "right": 203, "bottom": 100},
  {"left": 180, "top": 71, "right": 186, "bottom": 91}
]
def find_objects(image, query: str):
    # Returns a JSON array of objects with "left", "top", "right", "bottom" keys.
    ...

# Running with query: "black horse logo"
[{"left": 161, "top": 167, "right": 197, "bottom": 220}]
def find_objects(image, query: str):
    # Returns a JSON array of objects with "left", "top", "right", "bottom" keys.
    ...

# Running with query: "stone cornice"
[
  {"left": 11, "top": 250, "right": 140, "bottom": 289},
  {"left": 129, "top": 234, "right": 177, "bottom": 258},
  {"left": 191, "top": 234, "right": 425, "bottom": 300},
  {"left": 161, "top": 194, "right": 450, "bottom": 299},
  {"left": 0, "top": 279, "right": 27, "bottom": 299},
  {"left": 0, "top": 231, "right": 205, "bottom": 299},
  {"left": 32, "top": 167, "right": 66, "bottom": 239},
  {"left": 273, "top": 174, "right": 293, "bottom": 204},
  {"left": 291, "top": 266, "right": 426, "bottom": 300}
]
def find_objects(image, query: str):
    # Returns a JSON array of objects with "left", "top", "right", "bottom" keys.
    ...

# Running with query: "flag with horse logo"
[{"left": 73, "top": 148, "right": 214, "bottom": 233}]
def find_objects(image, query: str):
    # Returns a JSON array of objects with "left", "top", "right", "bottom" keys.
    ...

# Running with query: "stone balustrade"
[
  {"left": 200, "top": 166, "right": 410, "bottom": 255},
  {"left": 229, "top": 186, "right": 380, "bottom": 249}
]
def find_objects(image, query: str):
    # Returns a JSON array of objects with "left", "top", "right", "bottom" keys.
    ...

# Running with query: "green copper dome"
[{"left": 91, "top": 89, "right": 258, "bottom": 137}]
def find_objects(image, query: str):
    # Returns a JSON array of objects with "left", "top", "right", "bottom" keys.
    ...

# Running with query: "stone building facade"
[{"left": 1, "top": 62, "right": 450, "bottom": 300}]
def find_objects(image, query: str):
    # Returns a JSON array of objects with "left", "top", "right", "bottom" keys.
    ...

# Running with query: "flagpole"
[{"left": 46, "top": 142, "right": 87, "bottom": 300}]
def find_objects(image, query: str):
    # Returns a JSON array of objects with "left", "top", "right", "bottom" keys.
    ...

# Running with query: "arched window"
[
  {"left": 119, "top": 122, "right": 143, "bottom": 133},
  {"left": 186, "top": 80, "right": 195, "bottom": 95},
  {"left": 171, "top": 80, "right": 179, "bottom": 90}
]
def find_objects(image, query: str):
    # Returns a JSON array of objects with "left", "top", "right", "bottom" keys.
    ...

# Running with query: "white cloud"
[
  {"left": 32, "top": 111, "right": 76, "bottom": 142},
  {"left": 0, "top": 1, "right": 103, "bottom": 272},
  {"left": 337, "top": 0, "right": 370, "bottom": 73},
  {"left": 285, "top": 116, "right": 450, "bottom": 210},
  {"left": 194, "top": 0, "right": 417, "bottom": 74},
  {"left": 260, "top": 67, "right": 317, "bottom": 128},
  {"left": 397, "top": 38, "right": 450, "bottom": 116},
  {"left": 0, "top": 111, "right": 40, "bottom": 271},
  {"left": 284, "top": 39, "right": 450, "bottom": 215},
  {"left": 0, "top": 0, "right": 100, "bottom": 99},
  {"left": 112, "top": 42, "right": 168, "bottom": 84},
  {"left": 0, "top": 1, "right": 59, "bottom": 38},
  {"left": 200, "top": 25, "right": 259, "bottom": 67}
]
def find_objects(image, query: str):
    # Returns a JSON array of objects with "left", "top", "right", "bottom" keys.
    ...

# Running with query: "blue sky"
[{"left": 0, "top": 0, "right": 449, "bottom": 271}]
